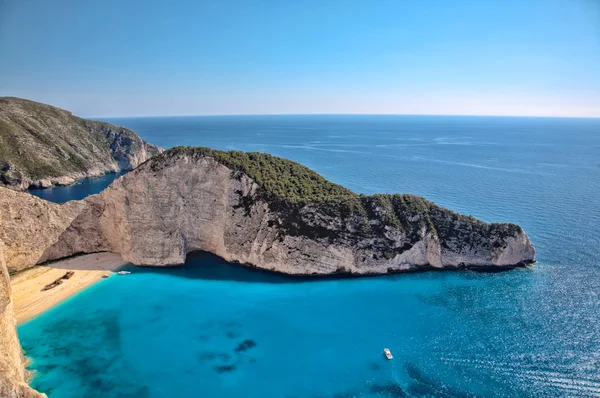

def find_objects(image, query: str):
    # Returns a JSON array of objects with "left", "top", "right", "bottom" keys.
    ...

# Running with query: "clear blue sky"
[{"left": 0, "top": 0, "right": 599, "bottom": 117}]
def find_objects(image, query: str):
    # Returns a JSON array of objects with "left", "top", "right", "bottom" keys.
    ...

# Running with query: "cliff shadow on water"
[
  {"left": 125, "top": 251, "right": 332, "bottom": 284},
  {"left": 126, "top": 251, "right": 525, "bottom": 284}
]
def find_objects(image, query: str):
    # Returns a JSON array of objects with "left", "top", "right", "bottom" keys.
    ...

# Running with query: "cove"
[
  {"left": 18, "top": 115, "right": 600, "bottom": 397},
  {"left": 17, "top": 251, "right": 595, "bottom": 398}
]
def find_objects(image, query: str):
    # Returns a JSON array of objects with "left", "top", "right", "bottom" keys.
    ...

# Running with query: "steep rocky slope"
[
  {"left": 0, "top": 97, "right": 162, "bottom": 190},
  {"left": 0, "top": 187, "right": 85, "bottom": 273},
  {"left": 44, "top": 147, "right": 536, "bottom": 274},
  {"left": 0, "top": 246, "right": 46, "bottom": 397}
]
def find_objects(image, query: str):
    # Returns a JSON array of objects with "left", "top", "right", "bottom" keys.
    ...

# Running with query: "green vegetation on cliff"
[
  {"left": 0, "top": 97, "right": 162, "bottom": 188},
  {"left": 148, "top": 146, "right": 523, "bottom": 252},
  {"left": 149, "top": 146, "right": 356, "bottom": 203}
]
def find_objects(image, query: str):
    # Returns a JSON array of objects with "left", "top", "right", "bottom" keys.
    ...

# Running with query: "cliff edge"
[
  {"left": 0, "top": 246, "right": 46, "bottom": 397},
  {"left": 44, "top": 147, "right": 535, "bottom": 274},
  {"left": 0, "top": 97, "right": 163, "bottom": 190}
]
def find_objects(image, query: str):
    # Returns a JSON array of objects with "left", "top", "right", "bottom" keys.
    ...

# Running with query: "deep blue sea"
[{"left": 21, "top": 116, "right": 600, "bottom": 397}]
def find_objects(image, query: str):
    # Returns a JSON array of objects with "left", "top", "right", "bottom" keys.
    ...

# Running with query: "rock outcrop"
[
  {"left": 0, "top": 187, "right": 86, "bottom": 273},
  {"left": 42, "top": 147, "right": 535, "bottom": 274},
  {"left": 0, "top": 245, "right": 46, "bottom": 397},
  {"left": 0, "top": 97, "right": 162, "bottom": 190}
]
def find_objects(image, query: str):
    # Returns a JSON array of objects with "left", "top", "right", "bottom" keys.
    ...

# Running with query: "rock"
[
  {"left": 40, "top": 148, "right": 535, "bottom": 274},
  {"left": 0, "top": 188, "right": 85, "bottom": 273},
  {"left": 0, "top": 244, "right": 46, "bottom": 398},
  {"left": 0, "top": 97, "right": 163, "bottom": 190}
]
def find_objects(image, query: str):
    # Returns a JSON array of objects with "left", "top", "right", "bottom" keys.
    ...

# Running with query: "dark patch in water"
[
  {"left": 24, "top": 311, "right": 149, "bottom": 398},
  {"left": 88, "top": 377, "right": 113, "bottom": 395},
  {"left": 137, "top": 251, "right": 404, "bottom": 285},
  {"left": 103, "top": 316, "right": 121, "bottom": 343},
  {"left": 249, "top": 358, "right": 257, "bottom": 363},
  {"left": 370, "top": 362, "right": 381, "bottom": 371},
  {"left": 332, "top": 392, "right": 355, "bottom": 398},
  {"left": 225, "top": 330, "right": 240, "bottom": 339},
  {"left": 35, "top": 385, "right": 54, "bottom": 396},
  {"left": 195, "top": 334, "right": 210, "bottom": 341},
  {"left": 405, "top": 383, "right": 440, "bottom": 397},
  {"left": 198, "top": 351, "right": 231, "bottom": 363},
  {"left": 132, "top": 386, "right": 151, "bottom": 398},
  {"left": 235, "top": 339, "right": 257, "bottom": 352},
  {"left": 214, "top": 364, "right": 236, "bottom": 373},
  {"left": 52, "top": 346, "right": 71, "bottom": 356},
  {"left": 369, "top": 382, "right": 408, "bottom": 397},
  {"left": 225, "top": 321, "right": 241, "bottom": 328},
  {"left": 197, "top": 352, "right": 217, "bottom": 361},
  {"left": 33, "top": 364, "right": 57, "bottom": 374},
  {"left": 404, "top": 362, "right": 474, "bottom": 398}
]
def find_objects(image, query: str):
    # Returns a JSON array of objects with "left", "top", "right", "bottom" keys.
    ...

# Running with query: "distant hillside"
[{"left": 0, "top": 97, "right": 162, "bottom": 189}]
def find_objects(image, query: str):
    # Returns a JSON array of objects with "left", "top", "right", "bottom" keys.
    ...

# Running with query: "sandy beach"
[{"left": 10, "top": 253, "right": 128, "bottom": 324}]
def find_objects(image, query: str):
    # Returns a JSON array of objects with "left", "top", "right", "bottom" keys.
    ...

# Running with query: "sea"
[{"left": 22, "top": 115, "right": 600, "bottom": 397}]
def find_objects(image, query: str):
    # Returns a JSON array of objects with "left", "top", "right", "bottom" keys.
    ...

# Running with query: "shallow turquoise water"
[{"left": 20, "top": 116, "right": 600, "bottom": 397}]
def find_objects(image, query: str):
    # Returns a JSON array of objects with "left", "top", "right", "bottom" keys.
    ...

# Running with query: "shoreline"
[
  {"left": 26, "top": 170, "right": 126, "bottom": 192},
  {"left": 10, "top": 253, "right": 128, "bottom": 324}
]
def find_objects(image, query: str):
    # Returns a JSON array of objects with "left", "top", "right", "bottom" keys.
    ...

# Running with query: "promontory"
[
  {"left": 2, "top": 146, "right": 535, "bottom": 275},
  {"left": 0, "top": 97, "right": 162, "bottom": 190}
]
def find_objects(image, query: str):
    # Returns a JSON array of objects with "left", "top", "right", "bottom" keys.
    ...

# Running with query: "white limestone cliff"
[
  {"left": 42, "top": 153, "right": 535, "bottom": 275},
  {"left": 0, "top": 187, "right": 85, "bottom": 273}
]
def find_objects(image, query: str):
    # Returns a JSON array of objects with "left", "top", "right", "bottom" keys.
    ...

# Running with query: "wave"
[
  {"left": 400, "top": 155, "right": 550, "bottom": 176},
  {"left": 440, "top": 356, "right": 600, "bottom": 396}
]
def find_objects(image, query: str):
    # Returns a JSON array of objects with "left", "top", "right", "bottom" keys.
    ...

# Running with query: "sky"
[{"left": 0, "top": 0, "right": 599, "bottom": 117}]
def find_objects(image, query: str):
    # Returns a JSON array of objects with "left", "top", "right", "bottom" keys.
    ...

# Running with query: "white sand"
[{"left": 10, "top": 253, "right": 128, "bottom": 324}]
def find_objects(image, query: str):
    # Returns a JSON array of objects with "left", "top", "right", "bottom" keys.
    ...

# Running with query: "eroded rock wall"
[
  {"left": 45, "top": 154, "right": 535, "bottom": 274},
  {"left": 0, "top": 243, "right": 46, "bottom": 398},
  {"left": 0, "top": 187, "right": 86, "bottom": 273}
]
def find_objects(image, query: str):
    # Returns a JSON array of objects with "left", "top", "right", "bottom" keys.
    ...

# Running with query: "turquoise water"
[
  {"left": 29, "top": 172, "right": 126, "bottom": 204},
  {"left": 20, "top": 116, "right": 600, "bottom": 397}
]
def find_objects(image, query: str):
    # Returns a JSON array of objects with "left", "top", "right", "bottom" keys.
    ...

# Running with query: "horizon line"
[{"left": 90, "top": 112, "right": 600, "bottom": 120}]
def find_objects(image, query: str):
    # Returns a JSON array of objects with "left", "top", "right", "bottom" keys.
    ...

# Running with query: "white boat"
[
  {"left": 117, "top": 271, "right": 131, "bottom": 275},
  {"left": 383, "top": 348, "right": 393, "bottom": 360}
]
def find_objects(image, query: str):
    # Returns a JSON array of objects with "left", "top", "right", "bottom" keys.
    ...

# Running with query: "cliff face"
[
  {"left": 0, "top": 97, "right": 162, "bottom": 190},
  {"left": 0, "top": 245, "right": 46, "bottom": 397},
  {"left": 0, "top": 187, "right": 86, "bottom": 273},
  {"left": 43, "top": 148, "right": 535, "bottom": 274}
]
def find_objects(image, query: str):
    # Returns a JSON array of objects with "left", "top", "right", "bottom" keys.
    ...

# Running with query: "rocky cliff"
[
  {"left": 0, "top": 245, "right": 46, "bottom": 397},
  {"left": 0, "top": 187, "right": 86, "bottom": 273},
  {"left": 42, "top": 147, "right": 535, "bottom": 274},
  {"left": 0, "top": 97, "right": 162, "bottom": 190}
]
